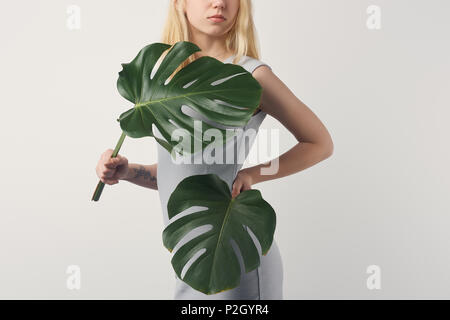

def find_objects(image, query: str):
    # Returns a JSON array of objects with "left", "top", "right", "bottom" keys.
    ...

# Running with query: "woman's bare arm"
[
  {"left": 243, "top": 65, "right": 334, "bottom": 185},
  {"left": 122, "top": 163, "right": 158, "bottom": 190}
]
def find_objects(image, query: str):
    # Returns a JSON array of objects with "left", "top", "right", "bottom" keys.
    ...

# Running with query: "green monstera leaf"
[
  {"left": 91, "top": 40, "right": 263, "bottom": 201},
  {"left": 117, "top": 40, "right": 262, "bottom": 157},
  {"left": 162, "top": 174, "right": 276, "bottom": 295}
]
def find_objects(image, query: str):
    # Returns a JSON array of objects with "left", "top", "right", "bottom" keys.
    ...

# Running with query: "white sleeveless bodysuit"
[{"left": 154, "top": 54, "right": 284, "bottom": 300}]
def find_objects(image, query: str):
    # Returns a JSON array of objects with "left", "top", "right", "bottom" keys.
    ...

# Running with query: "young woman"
[{"left": 95, "top": 0, "right": 334, "bottom": 300}]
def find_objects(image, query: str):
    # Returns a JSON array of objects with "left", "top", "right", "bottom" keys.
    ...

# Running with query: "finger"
[
  {"left": 112, "top": 156, "right": 126, "bottom": 165},
  {"left": 105, "top": 157, "right": 119, "bottom": 168},
  {"left": 102, "top": 149, "right": 114, "bottom": 161},
  {"left": 117, "top": 156, "right": 127, "bottom": 165},
  {"left": 102, "top": 178, "right": 118, "bottom": 185},
  {"left": 242, "top": 183, "right": 252, "bottom": 192},
  {"left": 104, "top": 169, "right": 114, "bottom": 178},
  {"left": 104, "top": 162, "right": 114, "bottom": 168},
  {"left": 105, "top": 160, "right": 117, "bottom": 168},
  {"left": 232, "top": 181, "right": 242, "bottom": 198}
]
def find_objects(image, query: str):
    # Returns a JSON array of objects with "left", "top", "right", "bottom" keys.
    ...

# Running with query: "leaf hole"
[
  {"left": 150, "top": 54, "right": 166, "bottom": 80},
  {"left": 244, "top": 225, "right": 263, "bottom": 256},
  {"left": 181, "top": 248, "right": 207, "bottom": 280},
  {"left": 168, "top": 205, "right": 209, "bottom": 225},
  {"left": 210, "top": 72, "right": 246, "bottom": 86},
  {"left": 183, "top": 78, "right": 199, "bottom": 89}
]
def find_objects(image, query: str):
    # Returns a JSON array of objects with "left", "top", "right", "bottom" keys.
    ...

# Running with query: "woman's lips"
[{"left": 208, "top": 17, "right": 225, "bottom": 23}]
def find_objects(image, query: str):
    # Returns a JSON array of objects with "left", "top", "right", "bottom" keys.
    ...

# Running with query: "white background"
[{"left": 1, "top": 0, "right": 449, "bottom": 299}]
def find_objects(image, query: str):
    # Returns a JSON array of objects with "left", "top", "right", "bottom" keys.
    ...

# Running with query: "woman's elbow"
[{"left": 321, "top": 139, "right": 334, "bottom": 159}]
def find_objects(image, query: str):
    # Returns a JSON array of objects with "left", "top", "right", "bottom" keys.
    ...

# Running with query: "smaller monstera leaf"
[
  {"left": 162, "top": 174, "right": 276, "bottom": 295},
  {"left": 116, "top": 41, "right": 263, "bottom": 160}
]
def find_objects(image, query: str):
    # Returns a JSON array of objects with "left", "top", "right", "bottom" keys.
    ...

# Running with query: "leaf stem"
[{"left": 91, "top": 131, "right": 127, "bottom": 202}]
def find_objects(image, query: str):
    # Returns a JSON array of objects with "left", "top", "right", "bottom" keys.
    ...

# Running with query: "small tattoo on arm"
[{"left": 132, "top": 165, "right": 157, "bottom": 185}]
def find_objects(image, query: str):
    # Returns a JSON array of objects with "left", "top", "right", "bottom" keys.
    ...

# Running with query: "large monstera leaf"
[
  {"left": 117, "top": 41, "right": 263, "bottom": 158},
  {"left": 162, "top": 174, "right": 276, "bottom": 295},
  {"left": 91, "top": 41, "right": 263, "bottom": 202}
]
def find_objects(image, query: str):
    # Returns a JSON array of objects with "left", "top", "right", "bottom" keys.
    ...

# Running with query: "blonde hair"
[{"left": 160, "top": 0, "right": 262, "bottom": 78}]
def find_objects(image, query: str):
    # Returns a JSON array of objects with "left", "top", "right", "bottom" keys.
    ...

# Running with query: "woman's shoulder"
[{"left": 236, "top": 55, "right": 272, "bottom": 74}]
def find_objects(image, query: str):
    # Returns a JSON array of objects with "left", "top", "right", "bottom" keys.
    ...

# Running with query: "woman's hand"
[
  {"left": 231, "top": 169, "right": 254, "bottom": 199},
  {"left": 95, "top": 149, "right": 129, "bottom": 185}
]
